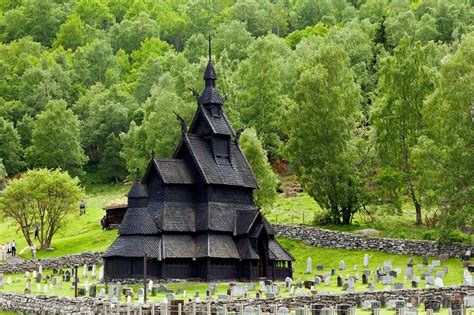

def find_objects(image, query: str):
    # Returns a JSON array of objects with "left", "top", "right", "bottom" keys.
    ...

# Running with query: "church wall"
[
  {"left": 207, "top": 185, "right": 253, "bottom": 204},
  {"left": 165, "top": 185, "right": 195, "bottom": 202},
  {"left": 146, "top": 171, "right": 164, "bottom": 202},
  {"left": 162, "top": 259, "right": 194, "bottom": 279}
]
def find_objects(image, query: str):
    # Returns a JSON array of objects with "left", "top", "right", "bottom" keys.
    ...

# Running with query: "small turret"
[{"left": 127, "top": 168, "right": 148, "bottom": 208}]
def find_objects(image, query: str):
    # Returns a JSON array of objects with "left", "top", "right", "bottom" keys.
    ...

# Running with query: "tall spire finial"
[{"left": 208, "top": 32, "right": 212, "bottom": 62}]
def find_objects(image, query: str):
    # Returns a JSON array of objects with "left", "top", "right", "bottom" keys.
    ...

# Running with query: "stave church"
[{"left": 103, "top": 44, "right": 294, "bottom": 281}]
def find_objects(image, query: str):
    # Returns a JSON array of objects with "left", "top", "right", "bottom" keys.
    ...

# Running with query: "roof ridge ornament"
[{"left": 135, "top": 168, "right": 141, "bottom": 182}]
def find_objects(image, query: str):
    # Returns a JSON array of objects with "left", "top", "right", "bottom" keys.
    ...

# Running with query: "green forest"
[{"left": 0, "top": 0, "right": 472, "bottom": 241}]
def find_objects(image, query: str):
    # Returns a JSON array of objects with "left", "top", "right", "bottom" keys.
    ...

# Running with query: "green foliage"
[
  {"left": 284, "top": 40, "right": 366, "bottom": 225},
  {"left": 110, "top": 13, "right": 160, "bottom": 53},
  {"left": 0, "top": 168, "right": 85, "bottom": 249},
  {"left": 0, "top": 158, "right": 7, "bottom": 180},
  {"left": 371, "top": 37, "right": 438, "bottom": 225},
  {"left": 121, "top": 74, "right": 194, "bottom": 175},
  {"left": 100, "top": 133, "right": 127, "bottom": 183},
  {"left": 231, "top": 35, "right": 290, "bottom": 156},
  {"left": 53, "top": 13, "right": 87, "bottom": 51},
  {"left": 422, "top": 33, "right": 474, "bottom": 240},
  {"left": 239, "top": 128, "right": 278, "bottom": 211},
  {"left": 25, "top": 100, "right": 87, "bottom": 176},
  {"left": 286, "top": 23, "right": 329, "bottom": 49},
  {"left": 0, "top": 117, "right": 23, "bottom": 175}
]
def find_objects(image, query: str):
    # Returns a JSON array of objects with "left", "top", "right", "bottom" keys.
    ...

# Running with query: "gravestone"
[
  {"left": 339, "top": 260, "right": 346, "bottom": 270},
  {"left": 138, "top": 288, "right": 145, "bottom": 303},
  {"left": 83, "top": 264, "right": 88, "bottom": 278},
  {"left": 284, "top": 277, "right": 292, "bottom": 290},
  {"left": 166, "top": 293, "right": 176, "bottom": 301},
  {"left": 394, "top": 282, "right": 404, "bottom": 289},
  {"left": 64, "top": 271, "right": 71, "bottom": 282},
  {"left": 368, "top": 283, "right": 375, "bottom": 292},
  {"left": 424, "top": 300, "right": 441, "bottom": 312},
  {"left": 98, "top": 288, "right": 106, "bottom": 299},
  {"left": 425, "top": 276, "right": 435, "bottom": 285},
  {"left": 464, "top": 270, "right": 472, "bottom": 285},
  {"left": 277, "top": 307, "right": 290, "bottom": 315},
  {"left": 383, "top": 262, "right": 392, "bottom": 273},
  {"left": 314, "top": 276, "right": 321, "bottom": 285},
  {"left": 243, "top": 306, "right": 257, "bottom": 315},
  {"left": 411, "top": 280, "right": 418, "bottom": 288},
  {"left": 353, "top": 265, "right": 358, "bottom": 271},
  {"left": 306, "top": 257, "right": 312, "bottom": 273},
  {"left": 363, "top": 254, "right": 370, "bottom": 268},
  {"left": 317, "top": 264, "right": 324, "bottom": 271},
  {"left": 407, "top": 257, "right": 414, "bottom": 267},
  {"left": 382, "top": 275, "right": 393, "bottom": 285},
  {"left": 436, "top": 271, "right": 445, "bottom": 278},
  {"left": 296, "top": 278, "right": 303, "bottom": 288},
  {"left": 77, "top": 287, "right": 85, "bottom": 296},
  {"left": 423, "top": 256, "right": 429, "bottom": 265},
  {"left": 232, "top": 286, "right": 246, "bottom": 298},
  {"left": 24, "top": 279, "right": 31, "bottom": 295},
  {"left": 439, "top": 254, "right": 449, "bottom": 262},
  {"left": 434, "top": 277, "right": 443, "bottom": 288},
  {"left": 91, "top": 265, "right": 96, "bottom": 279},
  {"left": 432, "top": 260, "right": 441, "bottom": 267},
  {"left": 389, "top": 270, "right": 398, "bottom": 277},
  {"left": 35, "top": 273, "right": 42, "bottom": 283},
  {"left": 324, "top": 275, "right": 330, "bottom": 286},
  {"left": 90, "top": 285, "right": 97, "bottom": 298},
  {"left": 331, "top": 268, "right": 336, "bottom": 275},
  {"left": 405, "top": 267, "right": 414, "bottom": 279},
  {"left": 337, "top": 275, "right": 343, "bottom": 287},
  {"left": 98, "top": 266, "right": 104, "bottom": 281},
  {"left": 362, "top": 273, "right": 368, "bottom": 284},
  {"left": 417, "top": 264, "right": 424, "bottom": 271}
]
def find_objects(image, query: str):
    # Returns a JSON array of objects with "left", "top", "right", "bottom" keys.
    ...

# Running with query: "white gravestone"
[
  {"left": 363, "top": 254, "right": 370, "bottom": 268},
  {"left": 306, "top": 257, "right": 312, "bottom": 274}
]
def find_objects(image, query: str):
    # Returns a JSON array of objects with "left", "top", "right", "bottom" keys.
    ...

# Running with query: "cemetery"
[
  {"left": 0, "top": 238, "right": 473, "bottom": 314},
  {"left": 0, "top": 2, "right": 473, "bottom": 313}
]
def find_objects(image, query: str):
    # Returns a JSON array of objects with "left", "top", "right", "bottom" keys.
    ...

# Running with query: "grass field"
[
  {"left": 0, "top": 177, "right": 471, "bottom": 261},
  {"left": 0, "top": 238, "right": 467, "bottom": 300},
  {"left": 0, "top": 183, "right": 128, "bottom": 260}
]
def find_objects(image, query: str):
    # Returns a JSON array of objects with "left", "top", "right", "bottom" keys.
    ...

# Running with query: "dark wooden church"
[{"left": 103, "top": 50, "right": 294, "bottom": 281}]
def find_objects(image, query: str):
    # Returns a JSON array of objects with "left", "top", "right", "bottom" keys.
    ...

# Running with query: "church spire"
[
  {"left": 199, "top": 33, "right": 223, "bottom": 105},
  {"left": 203, "top": 33, "right": 217, "bottom": 86}
]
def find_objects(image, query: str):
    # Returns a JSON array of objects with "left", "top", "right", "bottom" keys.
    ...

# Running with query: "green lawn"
[
  {"left": 0, "top": 238, "right": 467, "bottom": 302},
  {"left": 0, "top": 183, "right": 128, "bottom": 260}
]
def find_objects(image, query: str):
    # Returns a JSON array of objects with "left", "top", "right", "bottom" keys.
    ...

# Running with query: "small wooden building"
[
  {"left": 103, "top": 52, "right": 294, "bottom": 281},
  {"left": 102, "top": 198, "right": 128, "bottom": 229}
]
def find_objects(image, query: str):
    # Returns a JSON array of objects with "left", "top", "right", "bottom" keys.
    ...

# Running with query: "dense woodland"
[{"left": 0, "top": 0, "right": 472, "bottom": 240}]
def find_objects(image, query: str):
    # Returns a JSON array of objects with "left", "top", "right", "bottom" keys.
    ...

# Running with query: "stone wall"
[
  {"left": 0, "top": 252, "right": 102, "bottom": 274},
  {"left": 1, "top": 286, "right": 473, "bottom": 314},
  {"left": 273, "top": 225, "right": 473, "bottom": 258},
  {"left": 210, "top": 285, "right": 474, "bottom": 312}
]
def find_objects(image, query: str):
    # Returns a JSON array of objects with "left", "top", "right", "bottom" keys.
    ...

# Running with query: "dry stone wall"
[
  {"left": 273, "top": 225, "right": 473, "bottom": 258},
  {"left": 1, "top": 286, "right": 473, "bottom": 314},
  {"left": 0, "top": 252, "right": 102, "bottom": 274}
]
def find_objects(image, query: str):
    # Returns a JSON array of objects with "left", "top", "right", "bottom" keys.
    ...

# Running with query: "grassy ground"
[
  {"left": 0, "top": 183, "right": 128, "bottom": 260},
  {"left": 0, "top": 238, "right": 467, "bottom": 301}
]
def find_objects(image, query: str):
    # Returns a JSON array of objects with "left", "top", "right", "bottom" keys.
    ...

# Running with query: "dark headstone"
[
  {"left": 311, "top": 303, "right": 325, "bottom": 315},
  {"left": 362, "top": 274, "right": 368, "bottom": 285},
  {"left": 304, "top": 280, "right": 314, "bottom": 289},
  {"left": 389, "top": 270, "right": 397, "bottom": 277},
  {"left": 337, "top": 275, "right": 343, "bottom": 287},
  {"left": 331, "top": 268, "right": 336, "bottom": 276},
  {"left": 462, "top": 255, "right": 471, "bottom": 262},
  {"left": 77, "top": 288, "right": 86, "bottom": 297},
  {"left": 35, "top": 273, "right": 42, "bottom": 283},
  {"left": 395, "top": 301, "right": 405, "bottom": 309},
  {"left": 90, "top": 285, "right": 97, "bottom": 298},
  {"left": 316, "top": 264, "right": 324, "bottom": 271},
  {"left": 337, "top": 304, "right": 351, "bottom": 315},
  {"left": 411, "top": 280, "right": 418, "bottom": 288},
  {"left": 423, "top": 256, "right": 429, "bottom": 265},
  {"left": 407, "top": 257, "right": 414, "bottom": 267},
  {"left": 424, "top": 300, "right": 441, "bottom": 312},
  {"left": 342, "top": 283, "right": 349, "bottom": 291},
  {"left": 152, "top": 287, "right": 157, "bottom": 296}
]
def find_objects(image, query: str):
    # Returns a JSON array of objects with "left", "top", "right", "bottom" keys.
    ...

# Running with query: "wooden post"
[
  {"left": 74, "top": 265, "right": 78, "bottom": 298},
  {"left": 144, "top": 251, "right": 147, "bottom": 303},
  {"left": 178, "top": 303, "right": 182, "bottom": 315},
  {"left": 193, "top": 302, "right": 196, "bottom": 315},
  {"left": 207, "top": 303, "right": 211, "bottom": 315},
  {"left": 304, "top": 304, "right": 308, "bottom": 315}
]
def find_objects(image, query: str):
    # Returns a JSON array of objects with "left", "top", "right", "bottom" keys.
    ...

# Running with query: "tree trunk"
[
  {"left": 400, "top": 124, "right": 422, "bottom": 225},
  {"left": 342, "top": 207, "right": 352, "bottom": 225}
]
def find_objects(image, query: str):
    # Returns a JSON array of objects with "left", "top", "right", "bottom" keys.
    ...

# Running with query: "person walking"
[
  {"left": 11, "top": 240, "right": 16, "bottom": 256},
  {"left": 30, "top": 243, "right": 37, "bottom": 260},
  {"left": 79, "top": 200, "right": 86, "bottom": 216},
  {"left": 34, "top": 224, "right": 39, "bottom": 240}
]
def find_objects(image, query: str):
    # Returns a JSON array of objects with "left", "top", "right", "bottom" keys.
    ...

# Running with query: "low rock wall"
[
  {"left": 1, "top": 286, "right": 473, "bottom": 314},
  {"left": 0, "top": 252, "right": 102, "bottom": 274},
  {"left": 273, "top": 225, "right": 473, "bottom": 257}
]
